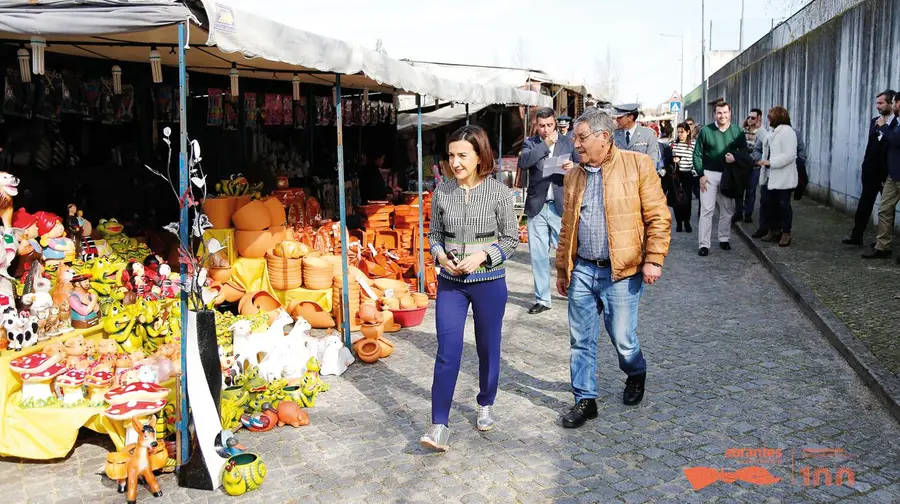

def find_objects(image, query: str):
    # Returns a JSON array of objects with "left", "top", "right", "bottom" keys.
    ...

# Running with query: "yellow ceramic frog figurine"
[
  {"left": 103, "top": 303, "right": 142, "bottom": 352},
  {"left": 295, "top": 356, "right": 329, "bottom": 407}
]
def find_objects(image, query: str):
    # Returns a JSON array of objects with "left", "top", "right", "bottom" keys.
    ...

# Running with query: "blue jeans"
[
  {"left": 527, "top": 202, "right": 561, "bottom": 307},
  {"left": 568, "top": 259, "right": 646, "bottom": 401},
  {"left": 743, "top": 168, "right": 761, "bottom": 217}
]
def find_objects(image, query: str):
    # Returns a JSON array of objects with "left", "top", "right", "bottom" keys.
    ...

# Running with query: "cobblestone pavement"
[
  {"left": 2, "top": 213, "right": 900, "bottom": 503},
  {"left": 738, "top": 197, "right": 900, "bottom": 376}
]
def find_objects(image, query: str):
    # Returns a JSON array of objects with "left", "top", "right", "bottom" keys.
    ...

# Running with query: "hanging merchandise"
[
  {"left": 35, "top": 71, "right": 63, "bottom": 122},
  {"left": 293, "top": 98, "right": 306, "bottom": 129},
  {"left": 315, "top": 96, "right": 329, "bottom": 126},
  {"left": 155, "top": 85, "right": 175, "bottom": 122},
  {"left": 83, "top": 78, "right": 102, "bottom": 119},
  {"left": 61, "top": 70, "right": 87, "bottom": 117},
  {"left": 244, "top": 92, "right": 259, "bottom": 127},
  {"left": 3, "top": 69, "right": 32, "bottom": 118},
  {"left": 17, "top": 47, "right": 30, "bottom": 83},
  {"left": 111, "top": 66, "right": 122, "bottom": 95},
  {"left": 264, "top": 94, "right": 283, "bottom": 126},
  {"left": 149, "top": 46, "right": 163, "bottom": 83},
  {"left": 185, "top": 72, "right": 190, "bottom": 95},
  {"left": 229, "top": 63, "right": 239, "bottom": 97},
  {"left": 208, "top": 88, "right": 224, "bottom": 126},
  {"left": 223, "top": 93, "right": 239, "bottom": 130},
  {"left": 342, "top": 98, "right": 353, "bottom": 127}
]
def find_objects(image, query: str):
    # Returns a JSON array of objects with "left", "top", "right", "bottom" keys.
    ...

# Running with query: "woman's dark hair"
[
  {"left": 676, "top": 122, "right": 692, "bottom": 142},
  {"left": 768, "top": 106, "right": 791, "bottom": 128},
  {"left": 446, "top": 125, "right": 495, "bottom": 178}
]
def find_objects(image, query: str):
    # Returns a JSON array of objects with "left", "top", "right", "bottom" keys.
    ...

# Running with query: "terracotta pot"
[
  {"left": 290, "top": 300, "right": 336, "bottom": 328},
  {"left": 358, "top": 303, "right": 377, "bottom": 324},
  {"left": 232, "top": 200, "right": 271, "bottom": 231},
  {"left": 413, "top": 292, "right": 429, "bottom": 308},
  {"left": 203, "top": 197, "right": 237, "bottom": 229},
  {"left": 217, "top": 281, "right": 246, "bottom": 304},
  {"left": 208, "top": 266, "right": 233, "bottom": 283},
  {"left": 354, "top": 339, "right": 380, "bottom": 363},
  {"left": 269, "top": 225, "right": 287, "bottom": 243},
  {"left": 360, "top": 322, "right": 383, "bottom": 340},
  {"left": 239, "top": 290, "right": 282, "bottom": 317},
  {"left": 234, "top": 194, "right": 252, "bottom": 211},
  {"left": 378, "top": 336, "right": 395, "bottom": 358},
  {"left": 262, "top": 197, "right": 287, "bottom": 227},
  {"left": 235, "top": 230, "right": 273, "bottom": 258}
]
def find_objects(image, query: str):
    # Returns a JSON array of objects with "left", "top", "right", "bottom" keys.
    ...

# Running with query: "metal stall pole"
[
  {"left": 416, "top": 94, "right": 425, "bottom": 292},
  {"left": 335, "top": 75, "right": 352, "bottom": 349},
  {"left": 176, "top": 20, "right": 190, "bottom": 463},
  {"left": 496, "top": 105, "right": 503, "bottom": 180},
  {"left": 465, "top": 103, "right": 470, "bottom": 125}
]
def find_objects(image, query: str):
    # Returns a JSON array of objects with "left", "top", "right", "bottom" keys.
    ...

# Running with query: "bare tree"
[
  {"left": 765, "top": 0, "right": 809, "bottom": 24},
  {"left": 591, "top": 47, "right": 620, "bottom": 103},
  {"left": 510, "top": 37, "right": 528, "bottom": 69}
]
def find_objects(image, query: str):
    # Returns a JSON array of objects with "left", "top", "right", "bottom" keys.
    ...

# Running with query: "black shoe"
[
  {"left": 698, "top": 247, "right": 709, "bottom": 256},
  {"left": 676, "top": 223, "right": 683, "bottom": 232},
  {"left": 528, "top": 303, "right": 550, "bottom": 315},
  {"left": 752, "top": 228, "right": 768, "bottom": 239},
  {"left": 842, "top": 237, "right": 863, "bottom": 246},
  {"left": 731, "top": 214, "right": 743, "bottom": 224},
  {"left": 684, "top": 222, "right": 692, "bottom": 233},
  {"left": 719, "top": 242, "right": 732, "bottom": 251},
  {"left": 862, "top": 248, "right": 891, "bottom": 259},
  {"left": 562, "top": 399, "right": 598, "bottom": 428},
  {"left": 743, "top": 215, "right": 753, "bottom": 224},
  {"left": 623, "top": 373, "right": 646, "bottom": 405}
]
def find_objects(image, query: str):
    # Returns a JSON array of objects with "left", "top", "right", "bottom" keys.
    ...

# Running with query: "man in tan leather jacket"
[{"left": 555, "top": 108, "right": 671, "bottom": 428}]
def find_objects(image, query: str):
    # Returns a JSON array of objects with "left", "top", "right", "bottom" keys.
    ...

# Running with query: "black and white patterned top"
[{"left": 428, "top": 177, "right": 519, "bottom": 283}]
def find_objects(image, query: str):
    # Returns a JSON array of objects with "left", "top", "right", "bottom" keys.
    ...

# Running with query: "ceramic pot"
[
  {"left": 412, "top": 292, "right": 429, "bottom": 308},
  {"left": 217, "top": 281, "right": 246, "bottom": 304},
  {"left": 354, "top": 339, "right": 380, "bottom": 363},
  {"left": 222, "top": 453, "right": 267, "bottom": 496},
  {"left": 378, "top": 336, "right": 395, "bottom": 358},
  {"left": 290, "top": 301, "right": 336, "bottom": 329},
  {"left": 202, "top": 197, "right": 237, "bottom": 229},
  {"left": 232, "top": 200, "right": 271, "bottom": 231},
  {"left": 282, "top": 385, "right": 304, "bottom": 404},
  {"left": 208, "top": 266, "right": 233, "bottom": 283},
  {"left": 235, "top": 230, "right": 273, "bottom": 258},
  {"left": 238, "top": 291, "right": 282, "bottom": 317},
  {"left": 234, "top": 194, "right": 252, "bottom": 212},
  {"left": 262, "top": 197, "right": 287, "bottom": 227},
  {"left": 360, "top": 322, "right": 383, "bottom": 340},
  {"left": 358, "top": 303, "right": 377, "bottom": 324},
  {"left": 269, "top": 225, "right": 287, "bottom": 243}
]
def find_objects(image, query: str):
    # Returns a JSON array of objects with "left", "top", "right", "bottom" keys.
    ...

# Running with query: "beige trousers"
[{"left": 875, "top": 177, "right": 900, "bottom": 251}]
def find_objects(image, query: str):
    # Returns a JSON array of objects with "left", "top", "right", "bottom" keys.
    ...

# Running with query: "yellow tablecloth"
[
  {"left": 200, "top": 228, "right": 236, "bottom": 265},
  {"left": 230, "top": 257, "right": 275, "bottom": 296},
  {"left": 274, "top": 286, "right": 333, "bottom": 313}
]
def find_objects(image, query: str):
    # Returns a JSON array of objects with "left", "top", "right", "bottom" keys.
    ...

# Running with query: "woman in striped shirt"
[
  {"left": 419, "top": 125, "right": 518, "bottom": 452},
  {"left": 670, "top": 122, "right": 696, "bottom": 232}
]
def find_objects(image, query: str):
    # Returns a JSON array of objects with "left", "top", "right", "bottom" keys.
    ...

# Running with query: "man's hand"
[
  {"left": 556, "top": 276, "right": 569, "bottom": 297},
  {"left": 455, "top": 251, "right": 487, "bottom": 275},
  {"left": 725, "top": 152, "right": 735, "bottom": 164},
  {"left": 642, "top": 263, "right": 662, "bottom": 285},
  {"left": 757, "top": 160, "right": 770, "bottom": 167},
  {"left": 561, "top": 160, "right": 574, "bottom": 172},
  {"left": 545, "top": 131, "right": 558, "bottom": 147},
  {"left": 699, "top": 175, "right": 708, "bottom": 193}
]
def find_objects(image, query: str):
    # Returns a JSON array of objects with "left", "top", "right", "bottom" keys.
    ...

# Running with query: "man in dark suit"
[
  {"left": 865, "top": 91, "right": 900, "bottom": 259},
  {"left": 518, "top": 107, "right": 578, "bottom": 314},
  {"left": 844, "top": 89, "right": 896, "bottom": 246},
  {"left": 558, "top": 115, "right": 573, "bottom": 140}
]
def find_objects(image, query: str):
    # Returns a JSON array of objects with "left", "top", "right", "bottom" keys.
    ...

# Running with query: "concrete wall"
[{"left": 685, "top": 0, "right": 900, "bottom": 225}]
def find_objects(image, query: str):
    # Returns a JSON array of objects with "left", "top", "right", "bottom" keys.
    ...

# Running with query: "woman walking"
[
  {"left": 758, "top": 106, "right": 798, "bottom": 247},
  {"left": 420, "top": 125, "right": 519, "bottom": 452},
  {"left": 669, "top": 122, "right": 696, "bottom": 232}
]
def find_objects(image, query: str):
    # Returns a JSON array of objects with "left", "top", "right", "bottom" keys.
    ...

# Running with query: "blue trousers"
[
  {"left": 527, "top": 202, "right": 561, "bottom": 307},
  {"left": 743, "top": 168, "right": 761, "bottom": 217},
  {"left": 568, "top": 259, "right": 646, "bottom": 401},
  {"left": 432, "top": 276, "right": 508, "bottom": 425}
]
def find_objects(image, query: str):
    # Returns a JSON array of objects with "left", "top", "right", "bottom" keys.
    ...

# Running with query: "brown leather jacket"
[{"left": 556, "top": 146, "right": 671, "bottom": 282}]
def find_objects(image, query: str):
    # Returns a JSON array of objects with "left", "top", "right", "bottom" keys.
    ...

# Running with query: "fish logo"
[{"left": 683, "top": 466, "right": 781, "bottom": 491}]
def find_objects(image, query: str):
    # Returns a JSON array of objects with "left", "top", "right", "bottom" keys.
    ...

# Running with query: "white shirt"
[
  {"left": 546, "top": 140, "right": 556, "bottom": 202},
  {"left": 754, "top": 127, "right": 768, "bottom": 144},
  {"left": 625, "top": 124, "right": 637, "bottom": 143}
]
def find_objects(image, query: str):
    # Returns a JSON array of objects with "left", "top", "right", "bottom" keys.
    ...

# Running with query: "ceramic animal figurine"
[
  {"left": 275, "top": 400, "right": 309, "bottom": 427},
  {"left": 2, "top": 310, "right": 38, "bottom": 351},
  {"left": 0, "top": 229, "right": 19, "bottom": 305},
  {"left": 215, "top": 430, "right": 247, "bottom": 458},
  {"left": 296, "top": 357, "right": 329, "bottom": 407},
  {"left": 0, "top": 172, "right": 19, "bottom": 229},
  {"left": 239, "top": 402, "right": 278, "bottom": 432},
  {"left": 319, "top": 334, "right": 354, "bottom": 376},
  {"left": 63, "top": 335, "right": 89, "bottom": 370},
  {"left": 122, "top": 418, "right": 164, "bottom": 503}
]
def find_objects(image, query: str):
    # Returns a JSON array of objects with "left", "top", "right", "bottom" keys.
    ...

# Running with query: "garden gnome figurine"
[{"left": 69, "top": 274, "right": 100, "bottom": 328}]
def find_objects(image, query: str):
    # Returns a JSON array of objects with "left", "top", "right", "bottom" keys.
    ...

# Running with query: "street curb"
[{"left": 734, "top": 224, "right": 900, "bottom": 424}]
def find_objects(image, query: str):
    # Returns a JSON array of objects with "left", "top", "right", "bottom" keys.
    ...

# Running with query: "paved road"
[{"left": 2, "top": 218, "right": 900, "bottom": 503}]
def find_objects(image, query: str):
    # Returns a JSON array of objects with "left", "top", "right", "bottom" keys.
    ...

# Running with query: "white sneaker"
[
  {"left": 476, "top": 405, "right": 495, "bottom": 431},
  {"left": 419, "top": 424, "right": 450, "bottom": 452}
]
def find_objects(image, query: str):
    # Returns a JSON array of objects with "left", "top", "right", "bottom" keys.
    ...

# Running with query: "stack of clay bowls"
[
  {"left": 321, "top": 254, "right": 343, "bottom": 278},
  {"left": 266, "top": 253, "right": 303, "bottom": 291},
  {"left": 233, "top": 197, "right": 287, "bottom": 259},
  {"left": 332, "top": 270, "right": 361, "bottom": 330},
  {"left": 302, "top": 256, "right": 333, "bottom": 290}
]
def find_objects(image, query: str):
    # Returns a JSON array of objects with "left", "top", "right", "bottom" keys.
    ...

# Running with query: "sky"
[{"left": 220, "top": 0, "right": 807, "bottom": 107}]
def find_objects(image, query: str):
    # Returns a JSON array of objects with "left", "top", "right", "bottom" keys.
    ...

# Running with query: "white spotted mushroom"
[
  {"left": 9, "top": 352, "right": 67, "bottom": 404},
  {"left": 103, "top": 382, "right": 169, "bottom": 445},
  {"left": 85, "top": 371, "right": 114, "bottom": 404},
  {"left": 56, "top": 369, "right": 87, "bottom": 405}
]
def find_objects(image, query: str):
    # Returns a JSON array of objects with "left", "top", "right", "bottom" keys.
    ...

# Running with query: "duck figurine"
[
  {"left": 215, "top": 430, "right": 248, "bottom": 458},
  {"left": 239, "top": 402, "right": 278, "bottom": 432}
]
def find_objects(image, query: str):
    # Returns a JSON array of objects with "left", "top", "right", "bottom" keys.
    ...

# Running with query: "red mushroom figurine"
[
  {"left": 85, "top": 371, "right": 114, "bottom": 404},
  {"left": 104, "top": 381, "right": 169, "bottom": 445},
  {"left": 9, "top": 352, "right": 66, "bottom": 405},
  {"left": 56, "top": 369, "right": 87, "bottom": 405}
]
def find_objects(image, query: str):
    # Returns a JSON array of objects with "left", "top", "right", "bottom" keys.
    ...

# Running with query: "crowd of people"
[{"left": 416, "top": 91, "right": 900, "bottom": 451}]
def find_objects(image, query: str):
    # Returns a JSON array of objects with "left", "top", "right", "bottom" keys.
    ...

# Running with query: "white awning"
[
  {"left": 397, "top": 104, "right": 489, "bottom": 133},
  {"left": 199, "top": 0, "right": 550, "bottom": 107}
]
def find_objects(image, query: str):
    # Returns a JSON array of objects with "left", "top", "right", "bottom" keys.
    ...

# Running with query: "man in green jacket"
[{"left": 692, "top": 101, "right": 750, "bottom": 256}]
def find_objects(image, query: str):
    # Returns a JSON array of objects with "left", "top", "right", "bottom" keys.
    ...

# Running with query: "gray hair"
[{"left": 573, "top": 107, "right": 616, "bottom": 136}]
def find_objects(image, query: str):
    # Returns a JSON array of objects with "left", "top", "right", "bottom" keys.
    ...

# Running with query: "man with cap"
[
  {"left": 518, "top": 107, "right": 579, "bottom": 315},
  {"left": 612, "top": 104, "right": 661, "bottom": 168},
  {"left": 558, "top": 115, "right": 573, "bottom": 140}
]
